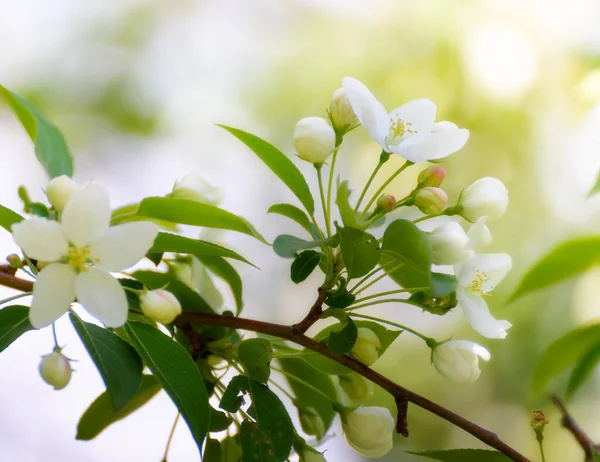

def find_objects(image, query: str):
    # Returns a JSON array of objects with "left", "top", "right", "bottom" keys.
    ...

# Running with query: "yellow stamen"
[
  {"left": 470, "top": 269, "right": 491, "bottom": 295},
  {"left": 67, "top": 246, "right": 93, "bottom": 273},
  {"left": 388, "top": 118, "right": 417, "bottom": 145}
]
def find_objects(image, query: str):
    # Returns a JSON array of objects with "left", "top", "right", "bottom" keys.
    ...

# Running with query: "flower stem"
[
  {"left": 316, "top": 164, "right": 331, "bottom": 236},
  {"left": 268, "top": 379, "right": 296, "bottom": 401},
  {"left": 349, "top": 312, "right": 434, "bottom": 344},
  {"left": 0, "top": 291, "right": 32, "bottom": 306},
  {"left": 354, "top": 150, "right": 388, "bottom": 214},
  {"left": 346, "top": 297, "right": 425, "bottom": 312},
  {"left": 161, "top": 413, "right": 180, "bottom": 462},
  {"left": 51, "top": 323, "right": 59, "bottom": 349},
  {"left": 348, "top": 267, "right": 384, "bottom": 294},
  {"left": 354, "top": 288, "right": 427, "bottom": 305},
  {"left": 326, "top": 146, "right": 341, "bottom": 233},
  {"left": 359, "top": 160, "right": 413, "bottom": 221},
  {"left": 537, "top": 440, "right": 546, "bottom": 462},
  {"left": 413, "top": 213, "right": 442, "bottom": 224}
]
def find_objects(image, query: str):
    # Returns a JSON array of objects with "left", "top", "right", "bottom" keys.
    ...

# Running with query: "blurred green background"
[{"left": 2, "top": 0, "right": 600, "bottom": 460}]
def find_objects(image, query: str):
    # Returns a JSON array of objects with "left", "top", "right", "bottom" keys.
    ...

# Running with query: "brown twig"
[
  {"left": 0, "top": 270, "right": 33, "bottom": 292},
  {"left": 552, "top": 394, "right": 597, "bottom": 462},
  {"left": 291, "top": 287, "right": 327, "bottom": 334}
]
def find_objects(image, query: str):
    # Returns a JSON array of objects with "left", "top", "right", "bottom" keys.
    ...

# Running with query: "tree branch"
[
  {"left": 552, "top": 394, "right": 597, "bottom": 462},
  {"left": 291, "top": 286, "right": 327, "bottom": 334}
]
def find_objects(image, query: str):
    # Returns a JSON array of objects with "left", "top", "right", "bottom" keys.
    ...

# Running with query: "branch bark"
[
  {"left": 291, "top": 286, "right": 327, "bottom": 334},
  {"left": 552, "top": 394, "right": 598, "bottom": 462}
]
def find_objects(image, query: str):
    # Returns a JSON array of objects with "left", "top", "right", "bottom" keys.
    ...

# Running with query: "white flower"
[
  {"left": 329, "top": 87, "right": 358, "bottom": 132},
  {"left": 342, "top": 77, "right": 469, "bottom": 162},
  {"left": 12, "top": 183, "right": 159, "bottom": 328},
  {"left": 45, "top": 176, "right": 80, "bottom": 211},
  {"left": 455, "top": 253, "right": 512, "bottom": 339},
  {"left": 466, "top": 217, "right": 492, "bottom": 252},
  {"left": 171, "top": 174, "right": 222, "bottom": 205},
  {"left": 350, "top": 328, "right": 381, "bottom": 366},
  {"left": 39, "top": 349, "right": 72, "bottom": 390},
  {"left": 432, "top": 340, "right": 490, "bottom": 383},
  {"left": 140, "top": 289, "right": 182, "bottom": 324},
  {"left": 293, "top": 117, "right": 336, "bottom": 164},
  {"left": 460, "top": 177, "right": 508, "bottom": 222},
  {"left": 342, "top": 407, "right": 395, "bottom": 458},
  {"left": 429, "top": 222, "right": 469, "bottom": 265}
]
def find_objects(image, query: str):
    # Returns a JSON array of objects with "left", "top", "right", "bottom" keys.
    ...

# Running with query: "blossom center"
[
  {"left": 386, "top": 117, "right": 417, "bottom": 146},
  {"left": 66, "top": 246, "right": 95, "bottom": 273},
  {"left": 469, "top": 269, "right": 491, "bottom": 295}
]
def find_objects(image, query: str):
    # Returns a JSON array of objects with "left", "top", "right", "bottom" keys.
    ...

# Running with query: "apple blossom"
[
  {"left": 293, "top": 117, "right": 336, "bottom": 164},
  {"left": 45, "top": 175, "right": 80, "bottom": 211},
  {"left": 12, "top": 182, "right": 159, "bottom": 328},
  {"left": 460, "top": 177, "right": 508, "bottom": 222},
  {"left": 329, "top": 87, "right": 358, "bottom": 133},
  {"left": 350, "top": 328, "right": 381, "bottom": 366},
  {"left": 39, "top": 349, "right": 72, "bottom": 390},
  {"left": 171, "top": 174, "right": 222, "bottom": 205},
  {"left": 342, "top": 76, "right": 469, "bottom": 162},
  {"left": 140, "top": 289, "right": 182, "bottom": 325},
  {"left": 429, "top": 222, "right": 469, "bottom": 265},
  {"left": 432, "top": 340, "right": 491, "bottom": 383},
  {"left": 341, "top": 407, "right": 395, "bottom": 458}
]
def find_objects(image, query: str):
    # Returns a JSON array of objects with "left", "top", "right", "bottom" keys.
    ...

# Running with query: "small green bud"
[
  {"left": 350, "top": 328, "right": 381, "bottom": 366},
  {"left": 329, "top": 87, "right": 358, "bottom": 134},
  {"left": 299, "top": 408, "right": 326, "bottom": 439},
  {"left": 39, "top": 349, "right": 72, "bottom": 390},
  {"left": 140, "top": 289, "right": 182, "bottom": 324},
  {"left": 414, "top": 187, "right": 448, "bottom": 215},
  {"left": 338, "top": 373, "right": 374, "bottom": 403},
  {"left": 45, "top": 175, "right": 80, "bottom": 211},
  {"left": 376, "top": 195, "right": 396, "bottom": 213},
  {"left": 418, "top": 166, "right": 446, "bottom": 187},
  {"left": 6, "top": 254, "right": 22, "bottom": 268},
  {"left": 531, "top": 409, "right": 548, "bottom": 442}
]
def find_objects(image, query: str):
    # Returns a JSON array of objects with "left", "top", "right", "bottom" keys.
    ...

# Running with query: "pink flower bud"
[
  {"left": 376, "top": 195, "right": 396, "bottom": 213},
  {"left": 414, "top": 187, "right": 448, "bottom": 215},
  {"left": 418, "top": 166, "right": 446, "bottom": 187}
]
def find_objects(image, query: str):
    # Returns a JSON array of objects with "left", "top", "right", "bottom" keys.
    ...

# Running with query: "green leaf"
[
  {"left": 511, "top": 237, "right": 600, "bottom": 301},
  {"left": 380, "top": 219, "right": 432, "bottom": 290},
  {"left": 317, "top": 320, "right": 401, "bottom": 357},
  {"left": 196, "top": 256, "right": 244, "bottom": 315},
  {"left": 407, "top": 449, "right": 511, "bottom": 461},
  {"left": 589, "top": 170, "right": 600, "bottom": 197},
  {"left": 277, "top": 357, "right": 337, "bottom": 439},
  {"left": 0, "top": 204, "right": 23, "bottom": 233},
  {"left": 238, "top": 338, "right": 273, "bottom": 383},
  {"left": 209, "top": 406, "right": 233, "bottom": 432},
  {"left": 273, "top": 234, "right": 339, "bottom": 259},
  {"left": 268, "top": 203, "right": 313, "bottom": 235},
  {"left": 27, "top": 202, "right": 49, "bottom": 218},
  {"left": 0, "top": 305, "right": 33, "bottom": 352},
  {"left": 137, "top": 197, "right": 268, "bottom": 244},
  {"left": 70, "top": 313, "right": 143, "bottom": 411},
  {"left": 567, "top": 341, "right": 600, "bottom": 398},
  {"left": 336, "top": 181, "right": 359, "bottom": 228},
  {"left": 219, "top": 125, "right": 315, "bottom": 215},
  {"left": 133, "top": 270, "right": 214, "bottom": 313},
  {"left": 532, "top": 324, "right": 600, "bottom": 396},
  {"left": 124, "top": 322, "right": 210, "bottom": 452},
  {"left": 325, "top": 289, "right": 356, "bottom": 308},
  {"left": 430, "top": 272, "right": 457, "bottom": 297},
  {"left": 327, "top": 318, "right": 358, "bottom": 354},
  {"left": 0, "top": 85, "right": 73, "bottom": 178},
  {"left": 111, "top": 202, "right": 178, "bottom": 231},
  {"left": 291, "top": 250, "right": 321, "bottom": 283},
  {"left": 150, "top": 232, "right": 252, "bottom": 265},
  {"left": 204, "top": 438, "right": 222, "bottom": 462},
  {"left": 339, "top": 227, "right": 380, "bottom": 278},
  {"left": 222, "top": 437, "right": 243, "bottom": 462},
  {"left": 302, "top": 352, "right": 352, "bottom": 375},
  {"left": 76, "top": 374, "right": 161, "bottom": 440}
]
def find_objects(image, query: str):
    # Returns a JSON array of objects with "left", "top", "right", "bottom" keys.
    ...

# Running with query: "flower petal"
[
  {"left": 91, "top": 221, "right": 159, "bottom": 272},
  {"left": 449, "top": 339, "right": 491, "bottom": 361},
  {"left": 342, "top": 77, "right": 389, "bottom": 147},
  {"left": 12, "top": 217, "right": 68, "bottom": 262},
  {"left": 61, "top": 182, "right": 111, "bottom": 247},
  {"left": 75, "top": 267, "right": 128, "bottom": 328},
  {"left": 393, "top": 127, "right": 469, "bottom": 162},
  {"left": 458, "top": 288, "right": 512, "bottom": 339},
  {"left": 458, "top": 253, "right": 512, "bottom": 293},
  {"left": 29, "top": 263, "right": 76, "bottom": 328},
  {"left": 466, "top": 217, "right": 492, "bottom": 251},
  {"left": 388, "top": 98, "right": 437, "bottom": 134}
]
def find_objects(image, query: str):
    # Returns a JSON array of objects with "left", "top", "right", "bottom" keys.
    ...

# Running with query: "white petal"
[
  {"left": 61, "top": 182, "right": 111, "bottom": 247},
  {"left": 12, "top": 218, "right": 68, "bottom": 262},
  {"left": 29, "top": 263, "right": 76, "bottom": 328},
  {"left": 458, "top": 288, "right": 512, "bottom": 339},
  {"left": 342, "top": 77, "right": 389, "bottom": 147},
  {"left": 388, "top": 134, "right": 431, "bottom": 162},
  {"left": 449, "top": 339, "right": 491, "bottom": 361},
  {"left": 75, "top": 268, "right": 128, "bottom": 327},
  {"left": 467, "top": 217, "right": 492, "bottom": 251},
  {"left": 91, "top": 222, "right": 159, "bottom": 272},
  {"left": 394, "top": 127, "right": 469, "bottom": 162},
  {"left": 388, "top": 98, "right": 437, "bottom": 134},
  {"left": 458, "top": 253, "right": 512, "bottom": 293}
]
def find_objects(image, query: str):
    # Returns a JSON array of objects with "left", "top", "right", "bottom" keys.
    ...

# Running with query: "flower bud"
[
  {"left": 432, "top": 340, "right": 490, "bottom": 383},
  {"left": 39, "top": 349, "right": 72, "bottom": 390},
  {"left": 171, "top": 174, "right": 222, "bottom": 205},
  {"left": 414, "top": 187, "right": 448, "bottom": 215},
  {"left": 338, "top": 373, "right": 374, "bottom": 404},
  {"left": 293, "top": 117, "right": 336, "bottom": 164},
  {"left": 300, "top": 448, "right": 327, "bottom": 462},
  {"left": 418, "top": 166, "right": 446, "bottom": 187},
  {"left": 299, "top": 408, "right": 326, "bottom": 439},
  {"left": 45, "top": 175, "right": 79, "bottom": 211},
  {"left": 6, "top": 253, "right": 22, "bottom": 268},
  {"left": 341, "top": 407, "right": 395, "bottom": 458},
  {"left": 376, "top": 194, "right": 396, "bottom": 213},
  {"left": 460, "top": 177, "right": 508, "bottom": 222},
  {"left": 350, "top": 328, "right": 381, "bottom": 366},
  {"left": 429, "top": 222, "right": 469, "bottom": 265},
  {"left": 140, "top": 289, "right": 182, "bottom": 324},
  {"left": 329, "top": 88, "right": 358, "bottom": 133}
]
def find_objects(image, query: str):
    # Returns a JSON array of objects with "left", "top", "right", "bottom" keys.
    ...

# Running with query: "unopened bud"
[
  {"left": 329, "top": 88, "right": 358, "bottom": 133},
  {"left": 342, "top": 407, "right": 395, "bottom": 458},
  {"left": 39, "top": 349, "right": 72, "bottom": 390},
  {"left": 414, "top": 187, "right": 448, "bottom": 215},
  {"left": 338, "top": 373, "right": 374, "bottom": 404},
  {"left": 6, "top": 254, "right": 22, "bottom": 268},
  {"left": 418, "top": 166, "right": 446, "bottom": 187},
  {"left": 300, "top": 448, "right": 327, "bottom": 462},
  {"left": 299, "top": 408, "right": 326, "bottom": 439},
  {"left": 459, "top": 177, "right": 508, "bottom": 222},
  {"left": 376, "top": 195, "right": 396, "bottom": 213},
  {"left": 531, "top": 409, "right": 549, "bottom": 442},
  {"left": 140, "top": 289, "right": 182, "bottom": 324},
  {"left": 45, "top": 176, "right": 80, "bottom": 211},
  {"left": 171, "top": 174, "right": 222, "bottom": 206},
  {"left": 350, "top": 328, "right": 381, "bottom": 366},
  {"left": 206, "top": 354, "right": 224, "bottom": 367},
  {"left": 293, "top": 117, "right": 336, "bottom": 164}
]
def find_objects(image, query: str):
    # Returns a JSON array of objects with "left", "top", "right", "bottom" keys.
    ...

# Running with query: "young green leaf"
[
  {"left": 219, "top": 125, "right": 315, "bottom": 215},
  {"left": 0, "top": 305, "right": 33, "bottom": 352},
  {"left": 430, "top": 272, "right": 457, "bottom": 297},
  {"left": 196, "top": 256, "right": 244, "bottom": 315},
  {"left": 567, "top": 341, "right": 600, "bottom": 398},
  {"left": 324, "top": 289, "right": 356, "bottom": 308},
  {"left": 203, "top": 438, "right": 223, "bottom": 462},
  {"left": 70, "top": 313, "right": 143, "bottom": 411},
  {"left": 238, "top": 338, "right": 273, "bottom": 383},
  {"left": 339, "top": 227, "right": 380, "bottom": 278},
  {"left": 76, "top": 374, "right": 161, "bottom": 440},
  {"left": 273, "top": 234, "right": 339, "bottom": 258},
  {"left": 137, "top": 197, "right": 268, "bottom": 244},
  {"left": 149, "top": 232, "right": 253, "bottom": 266},
  {"left": 327, "top": 318, "right": 358, "bottom": 355},
  {"left": 0, "top": 204, "right": 23, "bottom": 233},
  {"left": 380, "top": 219, "right": 432, "bottom": 290},
  {"left": 336, "top": 181, "right": 359, "bottom": 228},
  {"left": 0, "top": 85, "right": 74, "bottom": 178},
  {"left": 110, "top": 202, "right": 178, "bottom": 231},
  {"left": 407, "top": 449, "right": 511, "bottom": 461},
  {"left": 291, "top": 250, "right": 321, "bottom": 283},
  {"left": 209, "top": 406, "right": 233, "bottom": 432},
  {"left": 221, "top": 437, "right": 243, "bottom": 462},
  {"left": 510, "top": 237, "right": 600, "bottom": 301},
  {"left": 124, "top": 322, "right": 211, "bottom": 452},
  {"left": 268, "top": 203, "right": 313, "bottom": 235},
  {"left": 317, "top": 320, "right": 401, "bottom": 357}
]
